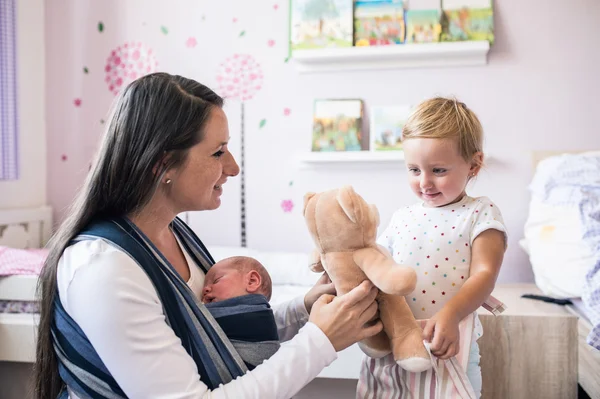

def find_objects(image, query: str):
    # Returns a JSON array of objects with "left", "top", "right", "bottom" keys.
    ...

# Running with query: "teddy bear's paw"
[
  {"left": 358, "top": 342, "right": 392, "bottom": 359},
  {"left": 396, "top": 357, "right": 432, "bottom": 373}
]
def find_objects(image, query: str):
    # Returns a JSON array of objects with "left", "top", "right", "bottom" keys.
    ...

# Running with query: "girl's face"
[{"left": 403, "top": 138, "right": 481, "bottom": 208}]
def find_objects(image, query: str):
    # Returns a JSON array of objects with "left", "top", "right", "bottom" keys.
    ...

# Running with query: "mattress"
[
  {"left": 0, "top": 275, "right": 39, "bottom": 318},
  {"left": 0, "top": 275, "right": 38, "bottom": 302},
  {"left": 0, "top": 246, "right": 47, "bottom": 313},
  {"left": 0, "top": 275, "right": 39, "bottom": 361}
]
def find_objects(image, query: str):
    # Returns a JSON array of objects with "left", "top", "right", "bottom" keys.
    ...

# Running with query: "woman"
[{"left": 34, "top": 73, "right": 382, "bottom": 398}]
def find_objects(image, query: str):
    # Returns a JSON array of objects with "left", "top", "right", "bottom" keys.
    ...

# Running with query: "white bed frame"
[{"left": 0, "top": 205, "right": 52, "bottom": 363}]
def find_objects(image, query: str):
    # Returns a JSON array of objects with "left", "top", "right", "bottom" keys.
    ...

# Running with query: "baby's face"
[{"left": 202, "top": 262, "right": 248, "bottom": 303}]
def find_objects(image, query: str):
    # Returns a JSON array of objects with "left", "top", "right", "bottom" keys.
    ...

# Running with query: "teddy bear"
[{"left": 303, "top": 185, "right": 431, "bottom": 372}]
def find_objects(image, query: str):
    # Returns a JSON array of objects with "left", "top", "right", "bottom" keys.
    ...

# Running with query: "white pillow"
[
  {"left": 207, "top": 246, "right": 253, "bottom": 262},
  {"left": 207, "top": 246, "right": 321, "bottom": 287},
  {"left": 522, "top": 197, "right": 594, "bottom": 298}
]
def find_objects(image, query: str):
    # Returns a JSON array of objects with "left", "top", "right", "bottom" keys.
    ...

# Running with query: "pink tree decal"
[
  {"left": 216, "top": 54, "right": 263, "bottom": 102},
  {"left": 216, "top": 54, "right": 264, "bottom": 247},
  {"left": 104, "top": 42, "right": 158, "bottom": 96},
  {"left": 281, "top": 199, "right": 294, "bottom": 213}
]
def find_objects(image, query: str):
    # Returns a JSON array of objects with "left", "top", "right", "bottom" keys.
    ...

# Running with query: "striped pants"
[{"left": 357, "top": 315, "right": 478, "bottom": 399}]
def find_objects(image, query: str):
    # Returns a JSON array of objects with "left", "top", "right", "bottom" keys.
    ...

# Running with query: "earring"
[{"left": 165, "top": 178, "right": 172, "bottom": 184}]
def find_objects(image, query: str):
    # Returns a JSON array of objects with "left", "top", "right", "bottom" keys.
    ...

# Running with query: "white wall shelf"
[
  {"left": 297, "top": 150, "right": 495, "bottom": 168},
  {"left": 298, "top": 151, "right": 405, "bottom": 168},
  {"left": 292, "top": 41, "right": 490, "bottom": 73}
]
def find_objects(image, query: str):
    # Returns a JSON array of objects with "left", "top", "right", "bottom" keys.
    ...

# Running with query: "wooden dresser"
[{"left": 478, "top": 284, "right": 578, "bottom": 399}]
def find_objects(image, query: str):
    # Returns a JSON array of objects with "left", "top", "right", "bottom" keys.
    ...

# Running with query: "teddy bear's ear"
[
  {"left": 336, "top": 185, "right": 360, "bottom": 224},
  {"left": 303, "top": 192, "right": 317, "bottom": 216}
]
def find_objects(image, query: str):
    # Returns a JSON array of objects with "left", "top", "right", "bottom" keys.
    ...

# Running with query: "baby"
[
  {"left": 202, "top": 256, "right": 278, "bottom": 371},
  {"left": 202, "top": 256, "right": 272, "bottom": 303}
]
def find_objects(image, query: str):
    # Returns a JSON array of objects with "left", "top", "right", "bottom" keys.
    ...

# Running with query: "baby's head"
[
  {"left": 402, "top": 97, "right": 484, "bottom": 208},
  {"left": 202, "top": 256, "right": 272, "bottom": 304}
]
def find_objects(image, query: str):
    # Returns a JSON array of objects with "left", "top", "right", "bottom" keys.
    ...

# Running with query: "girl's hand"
[
  {"left": 422, "top": 308, "right": 461, "bottom": 360},
  {"left": 304, "top": 272, "right": 336, "bottom": 313}
]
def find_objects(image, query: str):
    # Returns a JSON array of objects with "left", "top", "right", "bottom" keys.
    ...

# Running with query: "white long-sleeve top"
[{"left": 56, "top": 239, "right": 337, "bottom": 399}]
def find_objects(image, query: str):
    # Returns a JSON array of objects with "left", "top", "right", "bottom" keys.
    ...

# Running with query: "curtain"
[{"left": 0, "top": 0, "right": 19, "bottom": 180}]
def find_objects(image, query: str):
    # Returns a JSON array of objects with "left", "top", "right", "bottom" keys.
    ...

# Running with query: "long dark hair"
[{"left": 33, "top": 73, "right": 224, "bottom": 398}]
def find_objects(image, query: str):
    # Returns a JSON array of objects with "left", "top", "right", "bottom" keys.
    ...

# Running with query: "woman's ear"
[
  {"left": 153, "top": 151, "right": 171, "bottom": 176},
  {"left": 245, "top": 270, "right": 262, "bottom": 293},
  {"left": 470, "top": 152, "right": 484, "bottom": 176}
]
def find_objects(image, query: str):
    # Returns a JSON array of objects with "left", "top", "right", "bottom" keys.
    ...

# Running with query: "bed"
[
  {"left": 0, "top": 206, "right": 52, "bottom": 364},
  {"left": 519, "top": 151, "right": 600, "bottom": 399},
  {"left": 566, "top": 299, "right": 600, "bottom": 397}
]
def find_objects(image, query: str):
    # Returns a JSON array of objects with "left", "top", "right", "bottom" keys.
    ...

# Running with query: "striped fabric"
[
  {"left": 51, "top": 217, "right": 249, "bottom": 398},
  {"left": 480, "top": 295, "right": 506, "bottom": 316},
  {"left": 358, "top": 317, "right": 477, "bottom": 399},
  {"left": 205, "top": 294, "right": 280, "bottom": 370},
  {"left": 0, "top": 0, "right": 19, "bottom": 180},
  {"left": 357, "top": 296, "right": 505, "bottom": 399}
]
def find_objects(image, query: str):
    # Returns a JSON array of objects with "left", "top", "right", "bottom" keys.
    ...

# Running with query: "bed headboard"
[
  {"left": 532, "top": 150, "right": 599, "bottom": 168},
  {"left": 0, "top": 206, "right": 53, "bottom": 249}
]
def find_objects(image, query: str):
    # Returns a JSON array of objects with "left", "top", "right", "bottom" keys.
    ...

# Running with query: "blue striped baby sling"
[
  {"left": 205, "top": 294, "right": 280, "bottom": 370},
  {"left": 50, "top": 216, "right": 279, "bottom": 398}
]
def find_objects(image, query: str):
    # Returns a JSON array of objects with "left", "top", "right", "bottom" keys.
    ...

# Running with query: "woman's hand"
[
  {"left": 309, "top": 280, "right": 383, "bottom": 352},
  {"left": 422, "top": 308, "right": 460, "bottom": 360},
  {"left": 304, "top": 273, "right": 336, "bottom": 313}
]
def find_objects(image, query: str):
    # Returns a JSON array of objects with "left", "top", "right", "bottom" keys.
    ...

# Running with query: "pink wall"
[{"left": 46, "top": 0, "right": 600, "bottom": 283}]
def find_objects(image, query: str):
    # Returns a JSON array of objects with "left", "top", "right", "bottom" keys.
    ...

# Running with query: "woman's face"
[{"left": 167, "top": 107, "right": 240, "bottom": 212}]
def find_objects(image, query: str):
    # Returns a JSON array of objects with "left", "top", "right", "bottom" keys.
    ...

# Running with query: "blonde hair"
[{"left": 403, "top": 97, "right": 484, "bottom": 165}]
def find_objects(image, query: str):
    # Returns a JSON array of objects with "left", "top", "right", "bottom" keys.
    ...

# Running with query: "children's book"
[
  {"left": 441, "top": 0, "right": 494, "bottom": 43},
  {"left": 290, "top": 0, "right": 354, "bottom": 50},
  {"left": 467, "top": 8, "right": 493, "bottom": 42},
  {"left": 354, "top": 0, "right": 406, "bottom": 46},
  {"left": 312, "top": 99, "right": 365, "bottom": 152},
  {"left": 405, "top": 0, "right": 443, "bottom": 10},
  {"left": 369, "top": 105, "right": 411, "bottom": 151},
  {"left": 442, "top": 0, "right": 490, "bottom": 8},
  {"left": 405, "top": 9, "right": 441, "bottom": 43}
]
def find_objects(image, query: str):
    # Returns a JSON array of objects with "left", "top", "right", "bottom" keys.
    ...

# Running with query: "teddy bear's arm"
[
  {"left": 309, "top": 248, "right": 325, "bottom": 273},
  {"left": 353, "top": 247, "right": 417, "bottom": 296}
]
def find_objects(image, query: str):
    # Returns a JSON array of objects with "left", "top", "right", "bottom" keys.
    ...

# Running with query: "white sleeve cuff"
[
  {"left": 292, "top": 294, "right": 310, "bottom": 319},
  {"left": 471, "top": 221, "right": 508, "bottom": 248},
  {"left": 274, "top": 295, "right": 310, "bottom": 342}
]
